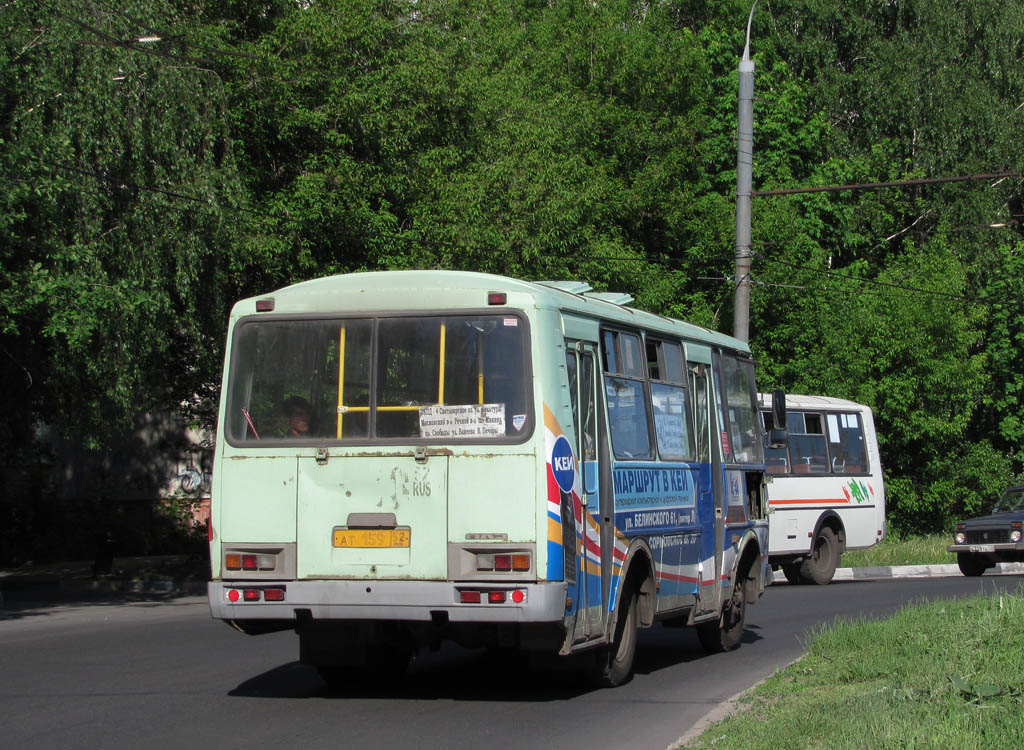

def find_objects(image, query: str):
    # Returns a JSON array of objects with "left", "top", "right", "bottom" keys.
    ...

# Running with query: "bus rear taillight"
[
  {"left": 476, "top": 552, "right": 531, "bottom": 572},
  {"left": 225, "top": 552, "right": 277, "bottom": 571},
  {"left": 227, "top": 587, "right": 286, "bottom": 603},
  {"left": 457, "top": 588, "right": 526, "bottom": 605}
]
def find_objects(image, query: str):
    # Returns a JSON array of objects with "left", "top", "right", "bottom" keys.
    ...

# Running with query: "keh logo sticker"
[{"left": 550, "top": 435, "right": 576, "bottom": 493}]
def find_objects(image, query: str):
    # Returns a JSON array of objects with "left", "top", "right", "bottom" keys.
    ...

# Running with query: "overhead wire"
[{"left": 753, "top": 255, "right": 990, "bottom": 304}]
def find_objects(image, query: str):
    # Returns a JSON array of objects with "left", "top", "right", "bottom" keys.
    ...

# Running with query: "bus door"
[
  {"left": 566, "top": 340, "right": 609, "bottom": 643},
  {"left": 688, "top": 361, "right": 722, "bottom": 617}
]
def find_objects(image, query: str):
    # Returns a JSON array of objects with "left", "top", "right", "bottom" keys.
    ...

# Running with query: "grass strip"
[
  {"left": 682, "top": 587, "right": 1024, "bottom": 749},
  {"left": 842, "top": 533, "right": 954, "bottom": 567}
]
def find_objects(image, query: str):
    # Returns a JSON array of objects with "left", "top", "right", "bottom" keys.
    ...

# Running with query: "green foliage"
[
  {"left": 1, "top": 0, "right": 1023, "bottom": 555},
  {"left": 0, "top": 0, "right": 244, "bottom": 448}
]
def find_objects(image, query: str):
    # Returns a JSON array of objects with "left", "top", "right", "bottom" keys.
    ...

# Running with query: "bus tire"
[
  {"left": 697, "top": 571, "right": 746, "bottom": 653},
  {"left": 587, "top": 586, "right": 638, "bottom": 688},
  {"left": 957, "top": 553, "right": 991, "bottom": 577},
  {"left": 799, "top": 527, "right": 839, "bottom": 585},
  {"left": 780, "top": 562, "right": 803, "bottom": 585}
]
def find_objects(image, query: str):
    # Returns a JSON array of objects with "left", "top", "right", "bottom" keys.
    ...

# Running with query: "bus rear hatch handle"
[{"left": 347, "top": 513, "right": 397, "bottom": 528}]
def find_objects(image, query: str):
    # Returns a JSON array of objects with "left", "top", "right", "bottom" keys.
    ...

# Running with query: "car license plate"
[
  {"left": 333, "top": 528, "right": 410, "bottom": 548},
  {"left": 969, "top": 544, "right": 995, "bottom": 553}
]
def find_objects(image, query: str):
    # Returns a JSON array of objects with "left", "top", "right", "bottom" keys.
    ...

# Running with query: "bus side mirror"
[{"left": 768, "top": 389, "right": 787, "bottom": 449}]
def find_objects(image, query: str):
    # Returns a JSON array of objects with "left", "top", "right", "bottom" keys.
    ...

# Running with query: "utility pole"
[{"left": 733, "top": 0, "right": 758, "bottom": 343}]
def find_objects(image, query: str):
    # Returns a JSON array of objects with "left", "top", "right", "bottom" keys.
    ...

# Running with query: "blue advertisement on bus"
[{"left": 612, "top": 464, "right": 698, "bottom": 534}]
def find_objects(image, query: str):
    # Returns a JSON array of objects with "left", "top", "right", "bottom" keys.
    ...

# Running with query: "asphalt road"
[{"left": 3, "top": 575, "right": 1023, "bottom": 750}]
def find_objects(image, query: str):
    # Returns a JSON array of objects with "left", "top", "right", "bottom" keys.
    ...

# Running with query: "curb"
[
  {"left": 772, "top": 562, "right": 1024, "bottom": 584},
  {"left": 669, "top": 656, "right": 805, "bottom": 749}
]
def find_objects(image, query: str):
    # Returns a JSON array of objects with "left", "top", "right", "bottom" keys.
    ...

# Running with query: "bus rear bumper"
[{"left": 208, "top": 580, "right": 569, "bottom": 624}]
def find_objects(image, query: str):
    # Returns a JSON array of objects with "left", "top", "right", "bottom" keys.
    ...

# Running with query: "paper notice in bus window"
[
  {"left": 655, "top": 414, "right": 687, "bottom": 455},
  {"left": 419, "top": 404, "right": 506, "bottom": 439},
  {"left": 827, "top": 414, "right": 840, "bottom": 443}
]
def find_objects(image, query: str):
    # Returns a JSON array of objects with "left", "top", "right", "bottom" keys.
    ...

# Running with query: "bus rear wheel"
[
  {"left": 586, "top": 587, "right": 638, "bottom": 688},
  {"left": 780, "top": 562, "right": 803, "bottom": 585},
  {"left": 799, "top": 527, "right": 840, "bottom": 585},
  {"left": 697, "top": 571, "right": 746, "bottom": 653}
]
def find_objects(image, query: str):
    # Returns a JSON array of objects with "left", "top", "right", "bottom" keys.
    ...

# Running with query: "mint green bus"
[{"left": 208, "top": 271, "right": 783, "bottom": 687}]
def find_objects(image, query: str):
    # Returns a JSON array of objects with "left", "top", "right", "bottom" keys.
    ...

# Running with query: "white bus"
[{"left": 758, "top": 394, "right": 886, "bottom": 584}]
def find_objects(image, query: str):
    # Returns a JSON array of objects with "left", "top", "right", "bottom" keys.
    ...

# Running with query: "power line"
[
  {"left": 754, "top": 255, "right": 989, "bottom": 304},
  {"left": 18, "top": 157, "right": 1003, "bottom": 307},
  {"left": 58, "top": 11, "right": 215, "bottom": 67},
  {"left": 106, "top": 6, "right": 262, "bottom": 60},
  {"left": 9, "top": 164, "right": 998, "bottom": 312},
  {"left": 752, "top": 171, "right": 1020, "bottom": 197}
]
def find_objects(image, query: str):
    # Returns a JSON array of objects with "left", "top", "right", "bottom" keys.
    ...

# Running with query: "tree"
[{"left": 0, "top": 0, "right": 245, "bottom": 559}]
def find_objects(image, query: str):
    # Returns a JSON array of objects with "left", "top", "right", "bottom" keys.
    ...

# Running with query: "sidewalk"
[
  {"left": 771, "top": 561, "right": 1024, "bottom": 584},
  {"left": 0, "top": 554, "right": 209, "bottom": 603}
]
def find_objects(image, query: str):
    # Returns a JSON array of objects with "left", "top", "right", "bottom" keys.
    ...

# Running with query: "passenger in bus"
[{"left": 283, "top": 396, "right": 313, "bottom": 437}]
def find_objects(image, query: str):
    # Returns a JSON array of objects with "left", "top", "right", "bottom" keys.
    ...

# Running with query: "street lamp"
[{"left": 733, "top": 0, "right": 758, "bottom": 343}]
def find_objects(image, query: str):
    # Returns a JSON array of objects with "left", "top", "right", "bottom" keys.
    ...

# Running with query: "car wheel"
[{"left": 957, "top": 553, "right": 991, "bottom": 577}]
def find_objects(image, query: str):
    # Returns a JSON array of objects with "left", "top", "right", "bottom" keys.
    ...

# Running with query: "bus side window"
[
  {"left": 689, "top": 364, "right": 711, "bottom": 463},
  {"left": 603, "top": 329, "right": 652, "bottom": 460},
  {"left": 647, "top": 338, "right": 692, "bottom": 460},
  {"left": 607, "top": 378, "right": 651, "bottom": 459},
  {"left": 827, "top": 412, "right": 867, "bottom": 474},
  {"left": 788, "top": 412, "right": 827, "bottom": 472}
]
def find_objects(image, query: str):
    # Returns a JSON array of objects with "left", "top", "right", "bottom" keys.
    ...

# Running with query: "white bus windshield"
[{"left": 225, "top": 314, "right": 531, "bottom": 443}]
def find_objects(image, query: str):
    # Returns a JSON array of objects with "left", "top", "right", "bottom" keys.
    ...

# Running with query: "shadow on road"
[
  {"left": 228, "top": 622, "right": 765, "bottom": 701},
  {"left": 633, "top": 622, "right": 763, "bottom": 677}
]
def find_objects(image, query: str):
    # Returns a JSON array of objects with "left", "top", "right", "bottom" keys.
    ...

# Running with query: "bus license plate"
[
  {"left": 969, "top": 544, "right": 995, "bottom": 553},
  {"left": 333, "top": 528, "right": 411, "bottom": 548}
]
